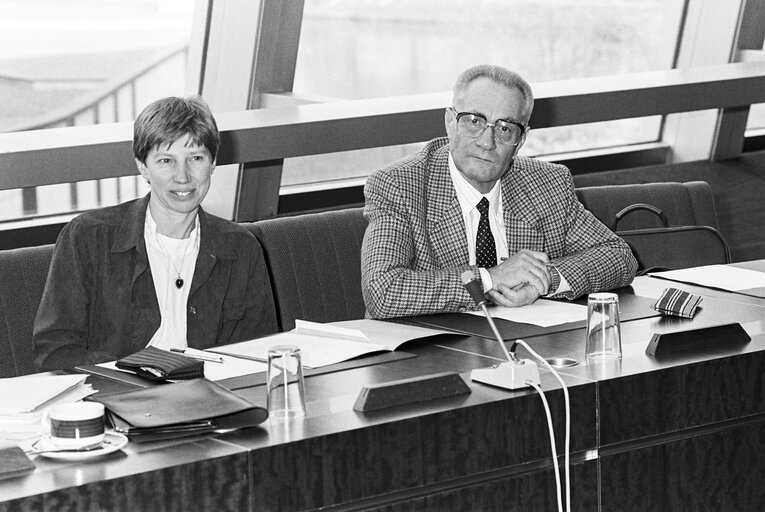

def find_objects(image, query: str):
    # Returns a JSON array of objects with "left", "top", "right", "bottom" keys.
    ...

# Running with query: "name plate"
[
  {"left": 645, "top": 322, "right": 751, "bottom": 357},
  {"left": 353, "top": 372, "right": 471, "bottom": 413}
]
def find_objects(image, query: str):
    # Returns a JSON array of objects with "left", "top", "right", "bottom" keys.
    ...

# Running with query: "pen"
[{"left": 170, "top": 348, "right": 224, "bottom": 364}]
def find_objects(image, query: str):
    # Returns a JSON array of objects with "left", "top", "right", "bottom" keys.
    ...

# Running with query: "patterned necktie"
[{"left": 475, "top": 197, "right": 497, "bottom": 268}]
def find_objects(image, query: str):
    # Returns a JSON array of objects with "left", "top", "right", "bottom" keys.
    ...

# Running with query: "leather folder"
[{"left": 92, "top": 378, "right": 268, "bottom": 442}]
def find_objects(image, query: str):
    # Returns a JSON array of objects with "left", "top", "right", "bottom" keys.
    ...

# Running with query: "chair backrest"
[
  {"left": 246, "top": 208, "right": 368, "bottom": 331},
  {"left": 575, "top": 181, "right": 720, "bottom": 231},
  {"left": 0, "top": 244, "right": 54, "bottom": 377},
  {"left": 619, "top": 225, "right": 731, "bottom": 274},
  {"left": 575, "top": 181, "right": 730, "bottom": 273}
]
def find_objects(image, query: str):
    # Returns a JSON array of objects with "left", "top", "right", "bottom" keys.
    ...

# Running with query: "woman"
[{"left": 34, "top": 96, "right": 277, "bottom": 370}]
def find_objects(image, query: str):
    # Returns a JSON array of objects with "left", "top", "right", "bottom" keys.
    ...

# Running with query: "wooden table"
[{"left": 2, "top": 266, "right": 764, "bottom": 511}]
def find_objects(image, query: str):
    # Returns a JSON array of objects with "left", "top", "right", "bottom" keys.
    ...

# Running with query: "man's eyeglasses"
[{"left": 448, "top": 107, "right": 527, "bottom": 146}]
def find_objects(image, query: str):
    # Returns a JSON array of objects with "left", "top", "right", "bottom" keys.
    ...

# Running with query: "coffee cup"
[{"left": 48, "top": 402, "right": 105, "bottom": 448}]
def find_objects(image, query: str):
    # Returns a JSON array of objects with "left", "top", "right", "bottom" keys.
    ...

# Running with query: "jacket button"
[{"left": 189, "top": 306, "right": 197, "bottom": 315}]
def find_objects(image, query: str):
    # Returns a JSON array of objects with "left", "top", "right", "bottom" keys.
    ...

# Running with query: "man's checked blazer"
[{"left": 361, "top": 137, "right": 637, "bottom": 318}]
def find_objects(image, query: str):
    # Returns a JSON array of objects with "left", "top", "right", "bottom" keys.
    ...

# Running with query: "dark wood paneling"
[
  {"left": 420, "top": 386, "right": 596, "bottom": 484},
  {"left": 249, "top": 418, "right": 424, "bottom": 511},
  {"left": 247, "top": 382, "right": 595, "bottom": 511},
  {"left": 3, "top": 452, "right": 249, "bottom": 512},
  {"left": 599, "top": 351, "right": 765, "bottom": 445},
  {"left": 363, "top": 461, "right": 598, "bottom": 512},
  {"left": 601, "top": 420, "right": 765, "bottom": 512}
]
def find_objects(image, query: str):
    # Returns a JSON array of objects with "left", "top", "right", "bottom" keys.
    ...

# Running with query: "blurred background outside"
[{"left": 4, "top": 0, "right": 750, "bottom": 222}]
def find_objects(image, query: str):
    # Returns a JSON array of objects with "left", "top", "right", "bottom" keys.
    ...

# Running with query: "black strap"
[{"left": 611, "top": 203, "right": 670, "bottom": 231}]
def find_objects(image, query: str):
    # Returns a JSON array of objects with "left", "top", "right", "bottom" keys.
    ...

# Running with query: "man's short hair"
[
  {"left": 453, "top": 65, "right": 535, "bottom": 124},
  {"left": 133, "top": 96, "right": 220, "bottom": 164}
]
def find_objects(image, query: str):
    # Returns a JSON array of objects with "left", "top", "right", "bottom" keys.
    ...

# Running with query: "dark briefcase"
[{"left": 92, "top": 378, "right": 268, "bottom": 442}]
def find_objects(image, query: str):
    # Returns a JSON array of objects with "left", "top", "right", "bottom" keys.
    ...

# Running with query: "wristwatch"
[{"left": 548, "top": 266, "right": 561, "bottom": 295}]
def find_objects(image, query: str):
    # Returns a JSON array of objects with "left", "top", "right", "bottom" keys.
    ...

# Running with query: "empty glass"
[
  {"left": 267, "top": 345, "right": 306, "bottom": 420},
  {"left": 585, "top": 293, "right": 622, "bottom": 363}
]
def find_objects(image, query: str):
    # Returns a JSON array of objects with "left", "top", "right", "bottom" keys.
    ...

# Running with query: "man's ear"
[
  {"left": 514, "top": 128, "right": 529, "bottom": 155},
  {"left": 135, "top": 159, "right": 149, "bottom": 180},
  {"left": 444, "top": 108, "right": 455, "bottom": 139}
]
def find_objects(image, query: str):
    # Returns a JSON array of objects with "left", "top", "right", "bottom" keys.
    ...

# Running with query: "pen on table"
[{"left": 170, "top": 348, "right": 224, "bottom": 364}]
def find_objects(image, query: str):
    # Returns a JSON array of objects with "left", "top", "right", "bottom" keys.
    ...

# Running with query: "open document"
[
  {"left": 649, "top": 265, "right": 765, "bottom": 297},
  {"left": 210, "top": 319, "right": 450, "bottom": 368},
  {"left": 467, "top": 299, "right": 587, "bottom": 327}
]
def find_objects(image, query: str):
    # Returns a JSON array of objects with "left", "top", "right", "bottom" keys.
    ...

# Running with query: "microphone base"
[{"left": 471, "top": 360, "right": 541, "bottom": 390}]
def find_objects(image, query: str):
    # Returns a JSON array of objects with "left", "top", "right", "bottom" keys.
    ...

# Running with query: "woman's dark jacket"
[{"left": 33, "top": 195, "right": 278, "bottom": 371}]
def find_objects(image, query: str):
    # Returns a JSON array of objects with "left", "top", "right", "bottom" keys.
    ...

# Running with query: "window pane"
[
  {"left": 0, "top": 0, "right": 195, "bottom": 221},
  {"left": 746, "top": 104, "right": 765, "bottom": 131},
  {"left": 287, "top": 0, "right": 684, "bottom": 187}
]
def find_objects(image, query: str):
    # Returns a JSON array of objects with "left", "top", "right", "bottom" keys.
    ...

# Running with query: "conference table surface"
[{"left": 2, "top": 261, "right": 764, "bottom": 512}]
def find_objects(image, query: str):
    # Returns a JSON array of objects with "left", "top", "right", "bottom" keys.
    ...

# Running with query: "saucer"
[{"left": 36, "top": 432, "right": 128, "bottom": 461}]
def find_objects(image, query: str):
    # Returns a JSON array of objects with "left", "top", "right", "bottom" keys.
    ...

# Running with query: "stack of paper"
[{"left": 0, "top": 374, "right": 96, "bottom": 441}]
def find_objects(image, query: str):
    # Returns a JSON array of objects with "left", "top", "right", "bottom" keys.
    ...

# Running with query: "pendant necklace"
[{"left": 156, "top": 234, "right": 190, "bottom": 289}]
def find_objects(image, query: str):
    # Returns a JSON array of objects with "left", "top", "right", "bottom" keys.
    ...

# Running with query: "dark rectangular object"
[
  {"left": 0, "top": 442, "right": 35, "bottom": 479},
  {"left": 92, "top": 378, "right": 267, "bottom": 442},
  {"left": 645, "top": 323, "right": 750, "bottom": 356},
  {"left": 353, "top": 372, "right": 471, "bottom": 412}
]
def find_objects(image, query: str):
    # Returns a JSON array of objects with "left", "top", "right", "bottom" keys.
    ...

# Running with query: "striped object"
[
  {"left": 51, "top": 416, "right": 104, "bottom": 439},
  {"left": 651, "top": 288, "right": 703, "bottom": 318},
  {"left": 116, "top": 346, "right": 204, "bottom": 381}
]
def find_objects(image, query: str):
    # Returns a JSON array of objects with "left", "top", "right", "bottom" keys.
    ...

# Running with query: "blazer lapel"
[
  {"left": 501, "top": 163, "right": 545, "bottom": 253},
  {"left": 188, "top": 209, "right": 232, "bottom": 297},
  {"left": 427, "top": 149, "right": 470, "bottom": 267}
]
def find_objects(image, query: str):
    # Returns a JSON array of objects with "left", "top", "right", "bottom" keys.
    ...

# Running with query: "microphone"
[
  {"left": 460, "top": 270, "right": 515, "bottom": 362},
  {"left": 462, "top": 270, "right": 489, "bottom": 307},
  {"left": 461, "top": 270, "right": 540, "bottom": 390}
]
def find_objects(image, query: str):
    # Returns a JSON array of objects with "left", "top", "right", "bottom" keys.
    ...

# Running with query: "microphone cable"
[
  {"left": 526, "top": 381, "right": 563, "bottom": 512},
  {"left": 517, "top": 339, "right": 571, "bottom": 512}
]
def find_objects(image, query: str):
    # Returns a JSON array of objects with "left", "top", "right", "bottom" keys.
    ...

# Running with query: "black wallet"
[
  {"left": 93, "top": 378, "right": 268, "bottom": 442},
  {"left": 115, "top": 346, "right": 204, "bottom": 381}
]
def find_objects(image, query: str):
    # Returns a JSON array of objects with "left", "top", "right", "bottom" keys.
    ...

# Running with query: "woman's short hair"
[
  {"left": 133, "top": 96, "right": 220, "bottom": 164},
  {"left": 453, "top": 65, "right": 535, "bottom": 124}
]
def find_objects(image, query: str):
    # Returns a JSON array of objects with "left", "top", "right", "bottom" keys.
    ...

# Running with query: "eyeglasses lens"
[{"left": 456, "top": 114, "right": 522, "bottom": 146}]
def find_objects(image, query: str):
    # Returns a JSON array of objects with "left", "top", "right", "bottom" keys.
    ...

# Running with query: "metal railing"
[
  {"left": 1, "top": 42, "right": 188, "bottom": 218},
  {"left": 3, "top": 42, "right": 188, "bottom": 133},
  {"left": 3, "top": 61, "right": 765, "bottom": 221}
]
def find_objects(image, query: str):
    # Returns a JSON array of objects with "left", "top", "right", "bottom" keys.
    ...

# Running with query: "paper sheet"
[
  {"left": 323, "top": 319, "right": 452, "bottom": 350},
  {"left": 649, "top": 265, "right": 765, "bottom": 291},
  {"left": 211, "top": 333, "right": 389, "bottom": 368},
  {"left": 213, "top": 319, "right": 450, "bottom": 368},
  {"left": 467, "top": 299, "right": 587, "bottom": 327},
  {"left": 0, "top": 374, "right": 89, "bottom": 414}
]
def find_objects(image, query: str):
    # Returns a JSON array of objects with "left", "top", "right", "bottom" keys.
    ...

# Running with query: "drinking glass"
[
  {"left": 267, "top": 345, "right": 306, "bottom": 420},
  {"left": 585, "top": 293, "right": 622, "bottom": 363}
]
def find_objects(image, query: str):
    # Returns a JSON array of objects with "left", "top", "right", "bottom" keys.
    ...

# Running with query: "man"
[
  {"left": 361, "top": 64, "right": 637, "bottom": 318},
  {"left": 34, "top": 96, "right": 277, "bottom": 370}
]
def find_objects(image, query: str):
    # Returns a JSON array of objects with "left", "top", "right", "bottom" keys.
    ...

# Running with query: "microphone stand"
[
  {"left": 461, "top": 270, "right": 540, "bottom": 390},
  {"left": 478, "top": 302, "right": 517, "bottom": 363}
]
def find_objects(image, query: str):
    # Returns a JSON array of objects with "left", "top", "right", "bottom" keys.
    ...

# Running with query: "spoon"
[{"left": 31, "top": 438, "right": 107, "bottom": 454}]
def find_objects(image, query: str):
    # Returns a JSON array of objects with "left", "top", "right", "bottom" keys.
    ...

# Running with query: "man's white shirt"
[{"left": 448, "top": 153, "right": 569, "bottom": 296}]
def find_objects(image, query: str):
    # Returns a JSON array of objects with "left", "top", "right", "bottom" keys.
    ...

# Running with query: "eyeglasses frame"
[{"left": 447, "top": 107, "right": 528, "bottom": 147}]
